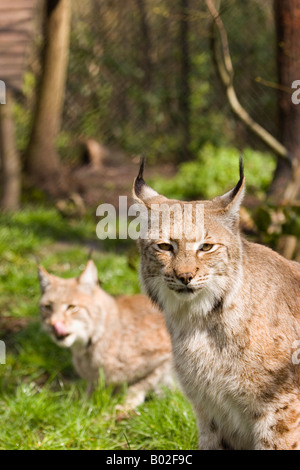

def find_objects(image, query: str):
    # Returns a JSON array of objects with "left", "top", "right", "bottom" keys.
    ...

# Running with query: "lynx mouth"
[
  {"left": 54, "top": 332, "right": 71, "bottom": 341},
  {"left": 174, "top": 287, "right": 196, "bottom": 295},
  {"left": 52, "top": 331, "right": 75, "bottom": 348}
]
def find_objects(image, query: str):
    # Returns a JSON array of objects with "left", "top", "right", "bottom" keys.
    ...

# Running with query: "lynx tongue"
[{"left": 53, "top": 321, "right": 68, "bottom": 339}]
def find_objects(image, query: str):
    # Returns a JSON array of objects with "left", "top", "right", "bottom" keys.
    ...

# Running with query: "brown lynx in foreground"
[
  {"left": 133, "top": 157, "right": 300, "bottom": 450},
  {"left": 38, "top": 260, "right": 173, "bottom": 409}
]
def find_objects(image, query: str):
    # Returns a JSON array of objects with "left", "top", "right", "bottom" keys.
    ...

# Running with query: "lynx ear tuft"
[
  {"left": 38, "top": 266, "right": 52, "bottom": 293},
  {"left": 134, "top": 155, "right": 146, "bottom": 197},
  {"left": 78, "top": 259, "right": 99, "bottom": 288},
  {"left": 230, "top": 154, "right": 244, "bottom": 201},
  {"left": 132, "top": 156, "right": 160, "bottom": 204},
  {"left": 218, "top": 155, "right": 245, "bottom": 230}
]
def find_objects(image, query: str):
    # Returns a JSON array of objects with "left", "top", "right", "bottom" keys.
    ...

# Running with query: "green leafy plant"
[{"left": 150, "top": 144, "right": 276, "bottom": 200}]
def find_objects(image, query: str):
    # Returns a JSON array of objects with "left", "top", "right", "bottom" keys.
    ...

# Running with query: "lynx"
[
  {"left": 133, "top": 157, "right": 300, "bottom": 450},
  {"left": 38, "top": 260, "right": 173, "bottom": 409}
]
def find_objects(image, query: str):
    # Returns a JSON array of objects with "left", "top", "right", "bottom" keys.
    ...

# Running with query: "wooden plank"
[
  {"left": 0, "top": 24, "right": 34, "bottom": 34},
  {"left": 0, "top": 68, "right": 26, "bottom": 77},
  {"left": 0, "top": 10, "right": 35, "bottom": 22},
  {"left": 0, "top": 58, "right": 27, "bottom": 67},
  {"left": 0, "top": 31, "right": 33, "bottom": 41},
  {"left": 0, "top": 1, "right": 36, "bottom": 11},
  {"left": 5, "top": 79, "right": 23, "bottom": 90},
  {"left": 0, "top": 44, "right": 28, "bottom": 55},
  {"left": 0, "top": 1, "right": 37, "bottom": 90},
  {"left": 0, "top": 12, "right": 32, "bottom": 29}
]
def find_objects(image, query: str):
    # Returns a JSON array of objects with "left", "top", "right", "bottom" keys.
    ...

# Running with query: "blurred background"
[
  {"left": 1, "top": 1, "right": 299, "bottom": 210},
  {"left": 1, "top": 1, "right": 300, "bottom": 219},
  {"left": 0, "top": 0, "right": 300, "bottom": 449}
]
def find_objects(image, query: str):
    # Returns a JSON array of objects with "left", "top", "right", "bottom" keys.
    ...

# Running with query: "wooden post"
[{"left": 0, "top": 88, "right": 21, "bottom": 211}]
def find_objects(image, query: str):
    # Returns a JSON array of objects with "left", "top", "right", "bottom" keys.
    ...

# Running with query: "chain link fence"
[{"left": 25, "top": 0, "right": 279, "bottom": 165}]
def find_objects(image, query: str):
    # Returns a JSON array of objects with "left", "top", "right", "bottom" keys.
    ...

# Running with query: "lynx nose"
[
  {"left": 52, "top": 321, "right": 68, "bottom": 339},
  {"left": 178, "top": 272, "right": 194, "bottom": 285}
]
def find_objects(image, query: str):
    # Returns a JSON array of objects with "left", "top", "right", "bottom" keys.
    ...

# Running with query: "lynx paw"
[{"left": 115, "top": 403, "right": 139, "bottom": 421}]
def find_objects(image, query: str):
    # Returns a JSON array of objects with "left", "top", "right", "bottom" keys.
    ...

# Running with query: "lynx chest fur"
[
  {"left": 38, "top": 260, "right": 173, "bottom": 409},
  {"left": 133, "top": 157, "right": 300, "bottom": 450}
]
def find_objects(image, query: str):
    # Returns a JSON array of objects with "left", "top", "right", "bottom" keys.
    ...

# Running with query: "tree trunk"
[
  {"left": 270, "top": 0, "right": 300, "bottom": 201},
  {"left": 25, "top": 0, "right": 71, "bottom": 190},
  {"left": 178, "top": 0, "right": 191, "bottom": 161},
  {"left": 0, "top": 89, "right": 21, "bottom": 211}
]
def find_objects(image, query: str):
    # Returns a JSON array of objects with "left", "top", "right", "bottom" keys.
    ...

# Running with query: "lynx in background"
[
  {"left": 133, "top": 157, "right": 300, "bottom": 450},
  {"left": 38, "top": 260, "right": 173, "bottom": 409}
]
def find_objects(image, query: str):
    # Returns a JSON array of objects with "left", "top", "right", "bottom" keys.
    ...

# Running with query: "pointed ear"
[
  {"left": 38, "top": 266, "right": 53, "bottom": 294},
  {"left": 218, "top": 156, "right": 245, "bottom": 229},
  {"left": 78, "top": 260, "right": 99, "bottom": 288},
  {"left": 132, "top": 156, "right": 166, "bottom": 207}
]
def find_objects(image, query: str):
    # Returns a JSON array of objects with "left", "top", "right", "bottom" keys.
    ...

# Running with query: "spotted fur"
[
  {"left": 133, "top": 159, "right": 300, "bottom": 450},
  {"left": 38, "top": 260, "right": 174, "bottom": 409}
]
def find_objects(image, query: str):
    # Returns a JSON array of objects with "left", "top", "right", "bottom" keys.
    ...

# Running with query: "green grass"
[
  {"left": 0, "top": 205, "right": 197, "bottom": 450},
  {"left": 0, "top": 380, "right": 196, "bottom": 450}
]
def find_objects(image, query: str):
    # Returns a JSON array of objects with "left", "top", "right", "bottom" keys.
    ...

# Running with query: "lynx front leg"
[
  {"left": 86, "top": 380, "right": 97, "bottom": 396},
  {"left": 125, "top": 371, "right": 163, "bottom": 409},
  {"left": 194, "top": 406, "right": 228, "bottom": 450},
  {"left": 197, "top": 420, "right": 224, "bottom": 450},
  {"left": 115, "top": 381, "right": 147, "bottom": 417},
  {"left": 117, "top": 362, "right": 171, "bottom": 413}
]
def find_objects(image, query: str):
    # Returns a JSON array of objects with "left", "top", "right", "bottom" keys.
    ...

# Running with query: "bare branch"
[{"left": 205, "top": 0, "right": 288, "bottom": 160}]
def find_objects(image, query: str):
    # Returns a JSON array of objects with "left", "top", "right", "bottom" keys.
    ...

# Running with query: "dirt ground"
[{"left": 70, "top": 148, "right": 177, "bottom": 208}]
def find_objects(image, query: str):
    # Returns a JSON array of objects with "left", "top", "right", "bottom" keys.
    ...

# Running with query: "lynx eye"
[
  {"left": 67, "top": 305, "right": 79, "bottom": 314},
  {"left": 41, "top": 303, "right": 52, "bottom": 314},
  {"left": 156, "top": 243, "right": 173, "bottom": 252},
  {"left": 198, "top": 243, "right": 214, "bottom": 252}
]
